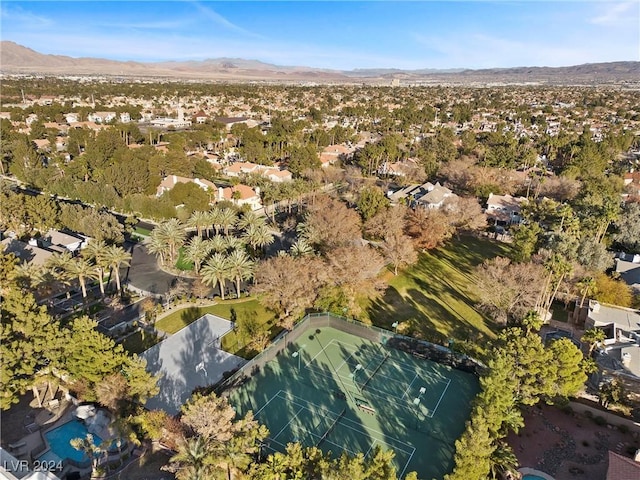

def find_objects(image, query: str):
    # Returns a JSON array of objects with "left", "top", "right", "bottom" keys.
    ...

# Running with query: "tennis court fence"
[{"left": 215, "top": 312, "right": 484, "bottom": 395}]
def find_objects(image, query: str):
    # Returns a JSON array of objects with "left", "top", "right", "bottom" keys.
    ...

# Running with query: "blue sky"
[{"left": 1, "top": 1, "right": 638, "bottom": 70}]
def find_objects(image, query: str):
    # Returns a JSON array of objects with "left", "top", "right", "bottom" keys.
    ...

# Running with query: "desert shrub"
[{"left": 594, "top": 415, "right": 607, "bottom": 426}]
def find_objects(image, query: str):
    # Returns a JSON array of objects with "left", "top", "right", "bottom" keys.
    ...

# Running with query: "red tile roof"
[{"left": 607, "top": 451, "right": 640, "bottom": 480}]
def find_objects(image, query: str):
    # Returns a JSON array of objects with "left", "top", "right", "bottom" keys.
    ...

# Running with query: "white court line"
[
  {"left": 401, "top": 374, "right": 418, "bottom": 399},
  {"left": 303, "top": 338, "right": 339, "bottom": 367},
  {"left": 329, "top": 339, "right": 445, "bottom": 377},
  {"left": 272, "top": 406, "right": 306, "bottom": 441},
  {"left": 363, "top": 441, "right": 376, "bottom": 459},
  {"left": 282, "top": 392, "right": 415, "bottom": 453},
  {"left": 265, "top": 391, "right": 416, "bottom": 476},
  {"left": 254, "top": 389, "right": 285, "bottom": 417},
  {"left": 399, "top": 446, "right": 417, "bottom": 479},
  {"left": 428, "top": 378, "right": 452, "bottom": 418}
]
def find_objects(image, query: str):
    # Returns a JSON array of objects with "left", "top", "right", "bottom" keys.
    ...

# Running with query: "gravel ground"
[{"left": 507, "top": 403, "right": 640, "bottom": 480}]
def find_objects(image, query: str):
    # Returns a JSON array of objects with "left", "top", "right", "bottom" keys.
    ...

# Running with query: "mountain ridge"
[{"left": 2, "top": 41, "right": 639, "bottom": 84}]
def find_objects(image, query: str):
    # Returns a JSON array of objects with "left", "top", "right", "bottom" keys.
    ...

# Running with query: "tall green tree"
[
  {"left": 103, "top": 244, "right": 132, "bottom": 293},
  {"left": 226, "top": 249, "right": 254, "bottom": 299}
]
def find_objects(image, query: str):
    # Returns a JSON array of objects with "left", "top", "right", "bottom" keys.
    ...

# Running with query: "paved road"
[{"left": 123, "top": 241, "right": 177, "bottom": 296}]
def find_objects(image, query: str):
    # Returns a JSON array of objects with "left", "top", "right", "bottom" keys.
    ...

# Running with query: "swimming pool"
[
  {"left": 523, "top": 476, "right": 547, "bottom": 480},
  {"left": 41, "top": 420, "right": 103, "bottom": 463}
]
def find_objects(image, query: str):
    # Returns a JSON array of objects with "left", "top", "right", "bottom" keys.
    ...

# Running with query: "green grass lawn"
[
  {"left": 134, "top": 226, "right": 152, "bottom": 236},
  {"left": 365, "top": 235, "right": 512, "bottom": 356},
  {"left": 175, "top": 246, "right": 194, "bottom": 271},
  {"left": 154, "top": 298, "right": 277, "bottom": 356}
]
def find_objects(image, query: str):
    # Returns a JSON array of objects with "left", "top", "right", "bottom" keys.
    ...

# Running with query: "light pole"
[
  {"left": 413, "top": 387, "right": 426, "bottom": 430},
  {"left": 413, "top": 396, "right": 421, "bottom": 430},
  {"left": 350, "top": 363, "right": 363, "bottom": 391},
  {"left": 291, "top": 344, "right": 306, "bottom": 370},
  {"left": 292, "top": 350, "right": 302, "bottom": 370}
]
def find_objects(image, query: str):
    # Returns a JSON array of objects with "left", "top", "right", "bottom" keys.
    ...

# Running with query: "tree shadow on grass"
[{"left": 179, "top": 307, "right": 203, "bottom": 329}]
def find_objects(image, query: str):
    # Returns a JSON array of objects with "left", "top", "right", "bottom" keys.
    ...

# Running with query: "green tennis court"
[{"left": 226, "top": 325, "right": 479, "bottom": 479}]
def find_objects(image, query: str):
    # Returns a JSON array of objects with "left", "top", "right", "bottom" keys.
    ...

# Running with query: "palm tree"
[
  {"left": 226, "top": 249, "right": 254, "bottom": 299},
  {"left": 577, "top": 276, "right": 597, "bottom": 310},
  {"left": 188, "top": 211, "right": 210, "bottom": 238},
  {"left": 207, "top": 207, "right": 223, "bottom": 236},
  {"left": 201, "top": 253, "right": 230, "bottom": 300},
  {"left": 242, "top": 224, "right": 274, "bottom": 257},
  {"left": 186, "top": 236, "right": 213, "bottom": 275},
  {"left": 163, "top": 219, "right": 187, "bottom": 265},
  {"left": 150, "top": 219, "right": 186, "bottom": 265},
  {"left": 83, "top": 240, "right": 109, "bottom": 297},
  {"left": 65, "top": 257, "right": 99, "bottom": 301},
  {"left": 104, "top": 244, "right": 132, "bottom": 293},
  {"left": 71, "top": 434, "right": 103, "bottom": 471},
  {"left": 237, "top": 211, "right": 266, "bottom": 232},
  {"left": 46, "top": 250, "right": 74, "bottom": 280},
  {"left": 146, "top": 235, "right": 169, "bottom": 266},
  {"left": 582, "top": 327, "right": 606, "bottom": 356},
  {"left": 289, "top": 239, "right": 314, "bottom": 257},
  {"left": 170, "top": 436, "right": 213, "bottom": 480},
  {"left": 218, "top": 208, "right": 238, "bottom": 236},
  {"left": 209, "top": 235, "right": 228, "bottom": 254},
  {"left": 223, "top": 236, "right": 245, "bottom": 252}
]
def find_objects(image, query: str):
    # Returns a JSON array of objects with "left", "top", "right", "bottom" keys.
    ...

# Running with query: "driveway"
[{"left": 124, "top": 241, "right": 177, "bottom": 296}]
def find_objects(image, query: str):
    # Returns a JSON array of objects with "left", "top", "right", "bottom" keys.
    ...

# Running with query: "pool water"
[
  {"left": 523, "top": 476, "right": 547, "bottom": 480},
  {"left": 42, "top": 420, "right": 103, "bottom": 463}
]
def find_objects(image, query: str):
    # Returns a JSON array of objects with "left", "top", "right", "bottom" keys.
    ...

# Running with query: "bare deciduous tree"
[
  {"left": 404, "top": 208, "right": 455, "bottom": 250},
  {"left": 252, "top": 255, "right": 324, "bottom": 329},
  {"left": 381, "top": 232, "right": 418, "bottom": 275},
  {"left": 302, "top": 195, "right": 361, "bottom": 252},
  {"left": 474, "top": 257, "right": 546, "bottom": 325}
]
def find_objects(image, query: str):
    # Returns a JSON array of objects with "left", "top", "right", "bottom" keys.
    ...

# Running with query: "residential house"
[
  {"left": 217, "top": 185, "right": 262, "bottom": 210},
  {"left": 224, "top": 162, "right": 292, "bottom": 183},
  {"left": 224, "top": 162, "right": 261, "bottom": 177},
  {"left": 573, "top": 300, "right": 640, "bottom": 378},
  {"left": 377, "top": 158, "right": 421, "bottom": 178},
  {"left": 43, "top": 229, "right": 88, "bottom": 254},
  {"left": 32, "top": 139, "right": 51, "bottom": 153},
  {"left": 119, "top": 112, "right": 131, "bottom": 123},
  {"left": 151, "top": 107, "right": 192, "bottom": 129},
  {"left": 606, "top": 451, "right": 640, "bottom": 480},
  {"left": 87, "top": 112, "right": 117, "bottom": 124},
  {"left": 214, "top": 116, "right": 258, "bottom": 131},
  {"left": 156, "top": 175, "right": 216, "bottom": 197},
  {"left": 1, "top": 238, "right": 54, "bottom": 266},
  {"left": 319, "top": 144, "right": 352, "bottom": 168},
  {"left": 193, "top": 110, "right": 209, "bottom": 124},
  {"left": 485, "top": 193, "right": 527, "bottom": 225},
  {"left": 615, "top": 253, "right": 640, "bottom": 294},
  {"left": 415, "top": 183, "right": 457, "bottom": 209},
  {"left": 64, "top": 113, "right": 79, "bottom": 123},
  {"left": 388, "top": 181, "right": 457, "bottom": 209},
  {"left": 262, "top": 167, "right": 292, "bottom": 183}
]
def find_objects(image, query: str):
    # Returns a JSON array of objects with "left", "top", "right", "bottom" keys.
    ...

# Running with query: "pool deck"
[{"left": 519, "top": 467, "right": 556, "bottom": 480}]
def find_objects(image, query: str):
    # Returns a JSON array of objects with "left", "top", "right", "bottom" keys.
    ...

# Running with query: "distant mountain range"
[{"left": 2, "top": 41, "right": 639, "bottom": 85}]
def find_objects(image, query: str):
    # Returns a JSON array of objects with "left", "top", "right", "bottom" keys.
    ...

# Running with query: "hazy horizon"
[{"left": 1, "top": 1, "right": 639, "bottom": 71}]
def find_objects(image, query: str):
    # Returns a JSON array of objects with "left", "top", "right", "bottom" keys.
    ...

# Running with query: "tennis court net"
[
  {"left": 360, "top": 350, "right": 391, "bottom": 391},
  {"left": 316, "top": 408, "right": 346, "bottom": 447}
]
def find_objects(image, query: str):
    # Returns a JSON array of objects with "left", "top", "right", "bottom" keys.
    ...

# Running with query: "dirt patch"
[
  {"left": 507, "top": 403, "right": 640, "bottom": 480},
  {"left": 112, "top": 444, "right": 174, "bottom": 480}
]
